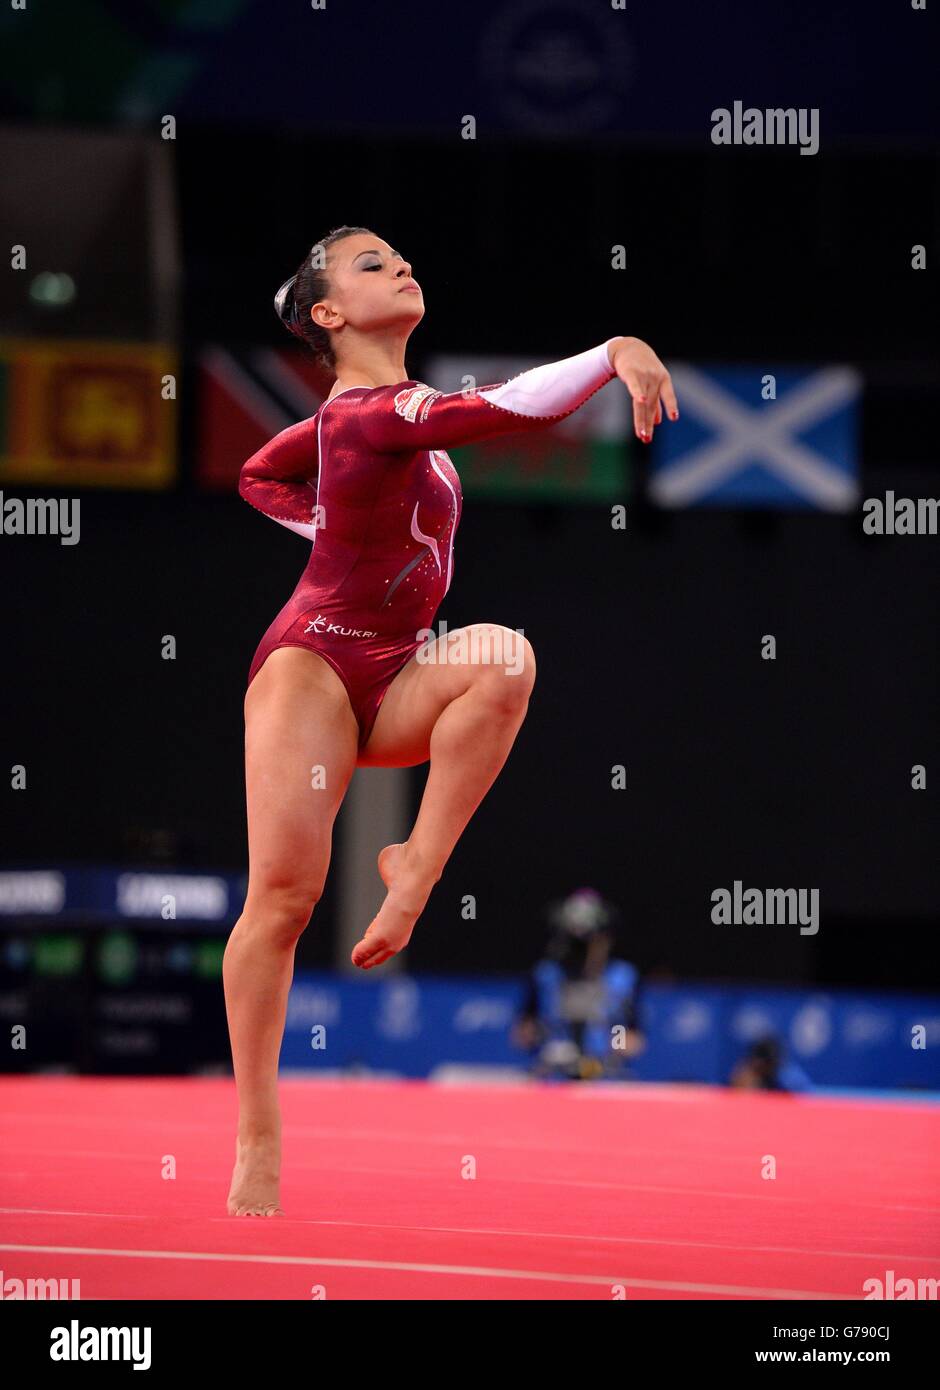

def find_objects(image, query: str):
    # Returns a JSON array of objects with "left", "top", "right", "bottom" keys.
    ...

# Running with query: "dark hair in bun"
[{"left": 274, "top": 225, "right": 373, "bottom": 371}]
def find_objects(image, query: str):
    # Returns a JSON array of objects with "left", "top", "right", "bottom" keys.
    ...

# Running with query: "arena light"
[{"left": 28, "top": 271, "right": 76, "bottom": 307}]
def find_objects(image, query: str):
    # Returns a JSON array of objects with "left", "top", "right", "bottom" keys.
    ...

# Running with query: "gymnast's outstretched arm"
[{"left": 356, "top": 335, "right": 677, "bottom": 453}]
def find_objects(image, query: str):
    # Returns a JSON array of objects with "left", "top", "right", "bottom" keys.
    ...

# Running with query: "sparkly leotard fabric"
[{"left": 241, "top": 342, "right": 617, "bottom": 747}]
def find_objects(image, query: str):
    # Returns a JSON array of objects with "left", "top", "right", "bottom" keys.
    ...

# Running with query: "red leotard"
[{"left": 241, "top": 342, "right": 618, "bottom": 747}]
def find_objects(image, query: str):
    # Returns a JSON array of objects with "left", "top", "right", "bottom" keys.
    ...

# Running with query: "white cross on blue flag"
[{"left": 648, "top": 365, "right": 862, "bottom": 510}]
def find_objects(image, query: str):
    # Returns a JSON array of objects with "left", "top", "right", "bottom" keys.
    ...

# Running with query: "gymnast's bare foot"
[
  {"left": 227, "top": 1136, "right": 283, "bottom": 1216},
  {"left": 350, "top": 842, "right": 437, "bottom": 969}
]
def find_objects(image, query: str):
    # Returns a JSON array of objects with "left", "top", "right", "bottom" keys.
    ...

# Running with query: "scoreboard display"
[{"left": 0, "top": 869, "right": 238, "bottom": 1075}]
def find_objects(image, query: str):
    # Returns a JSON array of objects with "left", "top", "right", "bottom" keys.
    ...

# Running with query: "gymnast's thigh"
[
  {"left": 357, "top": 623, "right": 533, "bottom": 769},
  {"left": 243, "top": 647, "right": 359, "bottom": 907}
]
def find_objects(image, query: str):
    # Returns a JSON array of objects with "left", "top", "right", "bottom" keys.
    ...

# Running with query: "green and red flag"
[{"left": 425, "top": 353, "right": 633, "bottom": 503}]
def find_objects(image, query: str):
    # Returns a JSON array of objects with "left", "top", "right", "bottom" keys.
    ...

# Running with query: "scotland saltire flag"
[{"left": 648, "top": 365, "right": 862, "bottom": 510}]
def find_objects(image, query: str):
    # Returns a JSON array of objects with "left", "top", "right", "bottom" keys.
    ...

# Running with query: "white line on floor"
[
  {"left": 4, "top": 1198, "right": 938, "bottom": 1247},
  {"left": 0, "top": 1244, "right": 858, "bottom": 1299}
]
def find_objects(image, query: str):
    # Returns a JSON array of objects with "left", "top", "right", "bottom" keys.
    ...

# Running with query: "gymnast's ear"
[{"left": 310, "top": 297, "right": 344, "bottom": 333}]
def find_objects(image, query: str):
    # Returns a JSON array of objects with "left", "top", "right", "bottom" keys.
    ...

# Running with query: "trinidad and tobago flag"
[{"left": 196, "top": 345, "right": 332, "bottom": 490}]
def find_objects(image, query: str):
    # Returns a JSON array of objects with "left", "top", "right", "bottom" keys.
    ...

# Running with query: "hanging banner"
[
  {"left": 195, "top": 345, "right": 629, "bottom": 501},
  {"left": 0, "top": 338, "right": 177, "bottom": 489},
  {"left": 426, "top": 353, "right": 633, "bottom": 503},
  {"left": 648, "top": 363, "right": 862, "bottom": 510},
  {"left": 195, "top": 344, "right": 329, "bottom": 491}
]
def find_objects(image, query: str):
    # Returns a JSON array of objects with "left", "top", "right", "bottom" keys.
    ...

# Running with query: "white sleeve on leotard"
[
  {"left": 356, "top": 338, "right": 622, "bottom": 452},
  {"left": 477, "top": 338, "right": 619, "bottom": 417}
]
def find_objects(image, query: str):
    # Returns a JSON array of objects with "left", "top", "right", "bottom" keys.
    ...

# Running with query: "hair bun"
[{"left": 274, "top": 275, "right": 302, "bottom": 336}]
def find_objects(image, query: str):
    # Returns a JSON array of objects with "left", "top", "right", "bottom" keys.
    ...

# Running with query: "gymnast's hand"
[{"left": 608, "top": 336, "right": 679, "bottom": 444}]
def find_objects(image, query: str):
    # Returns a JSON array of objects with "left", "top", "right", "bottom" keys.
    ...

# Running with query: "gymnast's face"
[{"left": 312, "top": 233, "right": 424, "bottom": 341}]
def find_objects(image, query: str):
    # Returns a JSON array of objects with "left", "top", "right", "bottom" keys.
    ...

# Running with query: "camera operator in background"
[{"left": 512, "top": 888, "right": 644, "bottom": 1080}]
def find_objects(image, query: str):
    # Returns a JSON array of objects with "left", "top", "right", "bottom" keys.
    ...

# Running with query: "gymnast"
[{"left": 224, "top": 225, "right": 678, "bottom": 1214}]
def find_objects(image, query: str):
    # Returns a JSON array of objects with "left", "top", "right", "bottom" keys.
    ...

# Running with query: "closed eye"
[{"left": 357, "top": 251, "right": 405, "bottom": 272}]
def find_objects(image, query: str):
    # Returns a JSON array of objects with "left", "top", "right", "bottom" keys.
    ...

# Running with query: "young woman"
[{"left": 224, "top": 225, "right": 678, "bottom": 1215}]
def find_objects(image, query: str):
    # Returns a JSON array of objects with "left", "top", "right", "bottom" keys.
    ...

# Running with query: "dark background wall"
[{"left": 4, "top": 470, "right": 938, "bottom": 987}]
